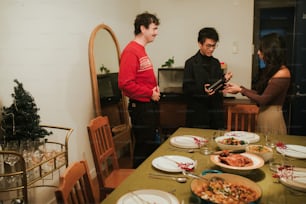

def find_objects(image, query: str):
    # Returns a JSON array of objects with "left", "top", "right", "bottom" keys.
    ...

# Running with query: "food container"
[
  {"left": 215, "top": 135, "right": 249, "bottom": 151},
  {"left": 246, "top": 144, "right": 273, "bottom": 162},
  {"left": 190, "top": 173, "right": 262, "bottom": 204}
]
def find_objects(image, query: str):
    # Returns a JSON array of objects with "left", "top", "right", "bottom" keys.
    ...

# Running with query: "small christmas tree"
[{"left": 1, "top": 79, "right": 51, "bottom": 141}]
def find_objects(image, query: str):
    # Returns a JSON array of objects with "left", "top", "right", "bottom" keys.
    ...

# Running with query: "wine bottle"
[{"left": 208, "top": 75, "right": 226, "bottom": 92}]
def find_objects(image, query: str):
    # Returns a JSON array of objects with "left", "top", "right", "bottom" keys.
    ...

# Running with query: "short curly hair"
[{"left": 134, "top": 12, "right": 160, "bottom": 35}]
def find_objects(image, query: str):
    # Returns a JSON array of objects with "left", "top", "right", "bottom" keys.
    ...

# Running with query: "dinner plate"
[
  {"left": 210, "top": 152, "right": 264, "bottom": 175},
  {"left": 170, "top": 135, "right": 206, "bottom": 149},
  {"left": 116, "top": 189, "right": 179, "bottom": 204},
  {"left": 276, "top": 144, "right": 306, "bottom": 159},
  {"left": 224, "top": 131, "right": 260, "bottom": 143},
  {"left": 279, "top": 167, "right": 306, "bottom": 192},
  {"left": 152, "top": 155, "right": 196, "bottom": 172}
]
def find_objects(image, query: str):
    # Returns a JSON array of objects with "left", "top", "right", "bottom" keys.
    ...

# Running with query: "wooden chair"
[
  {"left": 227, "top": 104, "right": 259, "bottom": 132},
  {"left": 55, "top": 160, "right": 97, "bottom": 204},
  {"left": 87, "top": 116, "right": 134, "bottom": 201}
]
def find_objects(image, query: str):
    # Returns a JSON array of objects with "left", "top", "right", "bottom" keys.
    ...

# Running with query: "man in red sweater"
[{"left": 119, "top": 12, "right": 160, "bottom": 168}]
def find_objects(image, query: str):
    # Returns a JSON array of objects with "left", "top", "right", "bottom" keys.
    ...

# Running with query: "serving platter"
[
  {"left": 191, "top": 173, "right": 262, "bottom": 204},
  {"left": 210, "top": 152, "right": 264, "bottom": 175}
]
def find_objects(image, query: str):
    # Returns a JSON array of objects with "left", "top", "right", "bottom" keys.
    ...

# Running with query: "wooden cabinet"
[
  {"left": 158, "top": 97, "right": 256, "bottom": 136},
  {"left": 158, "top": 95, "right": 186, "bottom": 137}
]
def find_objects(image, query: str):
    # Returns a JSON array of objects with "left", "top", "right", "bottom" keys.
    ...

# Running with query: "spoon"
[
  {"left": 182, "top": 170, "right": 209, "bottom": 182},
  {"left": 149, "top": 173, "right": 187, "bottom": 183}
]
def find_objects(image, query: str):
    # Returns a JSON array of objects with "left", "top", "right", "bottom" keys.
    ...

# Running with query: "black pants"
[{"left": 128, "top": 100, "right": 159, "bottom": 168}]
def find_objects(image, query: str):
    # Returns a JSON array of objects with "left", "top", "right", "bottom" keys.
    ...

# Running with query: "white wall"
[
  {"left": 139, "top": 0, "right": 254, "bottom": 91},
  {"left": 0, "top": 0, "right": 253, "bottom": 203},
  {"left": 0, "top": 0, "right": 138, "bottom": 203}
]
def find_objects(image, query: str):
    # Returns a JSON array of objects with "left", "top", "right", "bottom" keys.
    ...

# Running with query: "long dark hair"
[{"left": 255, "top": 33, "right": 287, "bottom": 94}]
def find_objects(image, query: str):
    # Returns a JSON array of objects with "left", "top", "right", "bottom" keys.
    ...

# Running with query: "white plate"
[
  {"left": 152, "top": 155, "right": 196, "bottom": 172},
  {"left": 210, "top": 152, "right": 264, "bottom": 175},
  {"left": 170, "top": 135, "right": 206, "bottom": 149},
  {"left": 224, "top": 131, "right": 260, "bottom": 143},
  {"left": 117, "top": 189, "right": 179, "bottom": 204},
  {"left": 279, "top": 167, "right": 306, "bottom": 192},
  {"left": 276, "top": 144, "right": 306, "bottom": 159}
]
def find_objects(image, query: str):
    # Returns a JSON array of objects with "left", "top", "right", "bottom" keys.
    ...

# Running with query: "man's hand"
[
  {"left": 151, "top": 86, "right": 160, "bottom": 101},
  {"left": 224, "top": 72, "right": 233, "bottom": 82},
  {"left": 204, "top": 84, "right": 215, "bottom": 96}
]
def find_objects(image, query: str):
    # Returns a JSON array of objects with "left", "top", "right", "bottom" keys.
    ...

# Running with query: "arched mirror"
[{"left": 88, "top": 24, "right": 133, "bottom": 164}]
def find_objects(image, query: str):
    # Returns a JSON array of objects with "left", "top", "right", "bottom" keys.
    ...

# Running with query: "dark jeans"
[{"left": 128, "top": 100, "right": 159, "bottom": 168}]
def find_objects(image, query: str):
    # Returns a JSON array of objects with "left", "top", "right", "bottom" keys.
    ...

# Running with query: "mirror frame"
[{"left": 88, "top": 24, "right": 121, "bottom": 117}]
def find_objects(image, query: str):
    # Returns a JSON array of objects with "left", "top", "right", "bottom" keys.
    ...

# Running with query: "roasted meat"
[{"left": 219, "top": 153, "right": 253, "bottom": 167}]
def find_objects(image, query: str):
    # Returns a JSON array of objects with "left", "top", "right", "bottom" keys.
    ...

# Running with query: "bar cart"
[{"left": 0, "top": 125, "right": 73, "bottom": 204}]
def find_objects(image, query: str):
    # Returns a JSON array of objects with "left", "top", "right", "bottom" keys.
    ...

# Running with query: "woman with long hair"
[{"left": 224, "top": 33, "right": 291, "bottom": 135}]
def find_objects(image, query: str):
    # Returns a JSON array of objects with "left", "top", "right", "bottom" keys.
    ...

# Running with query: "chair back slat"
[
  {"left": 87, "top": 116, "right": 119, "bottom": 185},
  {"left": 87, "top": 116, "right": 134, "bottom": 201},
  {"left": 227, "top": 104, "right": 259, "bottom": 132},
  {"left": 55, "top": 160, "right": 97, "bottom": 204}
]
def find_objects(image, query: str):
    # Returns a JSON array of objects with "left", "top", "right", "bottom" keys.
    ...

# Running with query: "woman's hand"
[{"left": 223, "top": 82, "right": 241, "bottom": 94}]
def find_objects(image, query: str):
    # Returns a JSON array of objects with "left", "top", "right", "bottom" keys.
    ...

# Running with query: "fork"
[{"left": 129, "top": 191, "right": 151, "bottom": 204}]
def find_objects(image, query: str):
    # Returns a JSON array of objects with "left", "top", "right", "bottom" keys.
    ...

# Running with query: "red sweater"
[{"left": 119, "top": 41, "right": 157, "bottom": 102}]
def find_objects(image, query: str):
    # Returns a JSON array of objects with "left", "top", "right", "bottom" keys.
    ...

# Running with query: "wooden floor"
[{"left": 92, "top": 154, "right": 133, "bottom": 202}]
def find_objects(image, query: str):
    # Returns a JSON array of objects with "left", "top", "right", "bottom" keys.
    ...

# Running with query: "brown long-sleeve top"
[{"left": 240, "top": 78, "right": 290, "bottom": 106}]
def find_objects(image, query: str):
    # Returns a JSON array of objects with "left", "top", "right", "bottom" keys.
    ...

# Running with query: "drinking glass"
[
  {"left": 200, "top": 131, "right": 219, "bottom": 155},
  {"left": 265, "top": 131, "right": 277, "bottom": 149},
  {"left": 269, "top": 152, "right": 284, "bottom": 172}
]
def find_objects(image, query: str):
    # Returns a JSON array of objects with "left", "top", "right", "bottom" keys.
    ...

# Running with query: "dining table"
[{"left": 101, "top": 127, "right": 306, "bottom": 204}]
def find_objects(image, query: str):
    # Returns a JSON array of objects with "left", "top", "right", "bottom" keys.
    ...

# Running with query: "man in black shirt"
[{"left": 183, "top": 27, "right": 232, "bottom": 129}]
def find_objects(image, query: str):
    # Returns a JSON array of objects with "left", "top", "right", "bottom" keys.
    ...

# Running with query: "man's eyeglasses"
[{"left": 204, "top": 43, "right": 218, "bottom": 49}]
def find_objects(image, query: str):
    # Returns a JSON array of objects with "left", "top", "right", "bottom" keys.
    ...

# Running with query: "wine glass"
[
  {"left": 4, "top": 140, "right": 20, "bottom": 185},
  {"left": 265, "top": 130, "right": 277, "bottom": 149}
]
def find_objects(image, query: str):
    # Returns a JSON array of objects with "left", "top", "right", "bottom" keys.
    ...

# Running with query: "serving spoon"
[
  {"left": 149, "top": 173, "right": 187, "bottom": 183},
  {"left": 182, "top": 170, "right": 224, "bottom": 182}
]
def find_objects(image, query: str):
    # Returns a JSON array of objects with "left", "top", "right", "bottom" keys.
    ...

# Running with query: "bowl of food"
[
  {"left": 210, "top": 151, "right": 265, "bottom": 175},
  {"left": 191, "top": 173, "right": 262, "bottom": 204},
  {"left": 246, "top": 145, "right": 273, "bottom": 162},
  {"left": 215, "top": 135, "right": 248, "bottom": 151}
]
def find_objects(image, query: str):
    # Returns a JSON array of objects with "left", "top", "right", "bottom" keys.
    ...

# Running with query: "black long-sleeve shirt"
[{"left": 183, "top": 51, "right": 225, "bottom": 129}]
